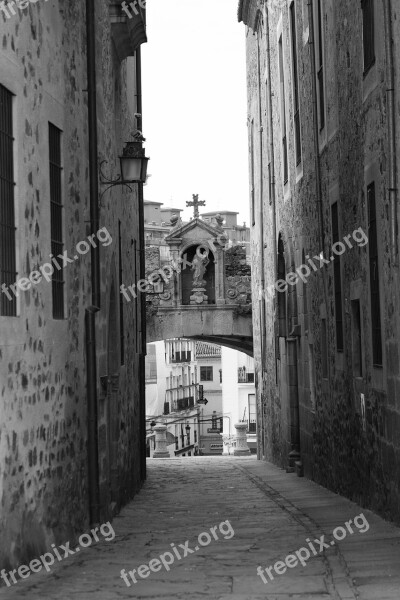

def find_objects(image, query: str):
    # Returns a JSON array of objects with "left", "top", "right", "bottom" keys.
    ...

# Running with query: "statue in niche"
[{"left": 191, "top": 251, "right": 209, "bottom": 288}]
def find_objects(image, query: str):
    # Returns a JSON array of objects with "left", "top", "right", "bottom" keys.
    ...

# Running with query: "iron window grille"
[
  {"left": 367, "top": 182, "right": 382, "bottom": 367},
  {"left": 118, "top": 221, "right": 125, "bottom": 365},
  {"left": 331, "top": 203, "right": 343, "bottom": 351},
  {"left": 49, "top": 123, "right": 64, "bottom": 319},
  {"left": 0, "top": 84, "right": 17, "bottom": 317},
  {"left": 290, "top": 2, "right": 302, "bottom": 166},
  {"left": 278, "top": 37, "right": 289, "bottom": 185},
  {"left": 316, "top": 0, "right": 325, "bottom": 130},
  {"left": 362, "top": 0, "right": 375, "bottom": 75}
]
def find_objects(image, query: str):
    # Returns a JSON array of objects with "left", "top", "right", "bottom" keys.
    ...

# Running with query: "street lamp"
[
  {"left": 99, "top": 132, "right": 150, "bottom": 205},
  {"left": 119, "top": 139, "right": 149, "bottom": 184}
]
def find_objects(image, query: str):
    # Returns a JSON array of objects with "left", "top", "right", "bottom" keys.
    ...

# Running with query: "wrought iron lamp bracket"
[{"left": 98, "top": 160, "right": 133, "bottom": 207}]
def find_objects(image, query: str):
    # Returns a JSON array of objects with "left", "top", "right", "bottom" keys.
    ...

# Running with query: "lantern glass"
[{"left": 120, "top": 155, "right": 142, "bottom": 182}]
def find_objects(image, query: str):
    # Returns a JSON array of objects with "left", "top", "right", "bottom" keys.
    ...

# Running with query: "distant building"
[
  {"left": 201, "top": 211, "right": 250, "bottom": 253},
  {"left": 145, "top": 339, "right": 224, "bottom": 456},
  {"left": 221, "top": 348, "right": 257, "bottom": 454}
]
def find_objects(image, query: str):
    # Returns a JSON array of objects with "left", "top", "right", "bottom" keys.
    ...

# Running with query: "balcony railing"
[
  {"left": 172, "top": 351, "right": 192, "bottom": 363},
  {"left": 173, "top": 396, "right": 195, "bottom": 412},
  {"left": 238, "top": 368, "right": 255, "bottom": 384}
]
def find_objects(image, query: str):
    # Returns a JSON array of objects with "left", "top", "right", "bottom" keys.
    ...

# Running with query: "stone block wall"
[
  {"left": 241, "top": 0, "right": 400, "bottom": 522},
  {"left": 0, "top": 0, "right": 145, "bottom": 569}
]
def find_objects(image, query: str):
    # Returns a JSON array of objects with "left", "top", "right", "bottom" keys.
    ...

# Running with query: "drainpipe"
[
  {"left": 256, "top": 22, "right": 266, "bottom": 460},
  {"left": 136, "top": 46, "right": 147, "bottom": 483},
  {"left": 383, "top": 0, "right": 398, "bottom": 265},
  {"left": 85, "top": 0, "right": 100, "bottom": 525}
]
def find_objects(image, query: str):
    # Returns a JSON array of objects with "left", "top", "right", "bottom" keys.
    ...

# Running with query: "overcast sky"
[{"left": 141, "top": 0, "right": 249, "bottom": 225}]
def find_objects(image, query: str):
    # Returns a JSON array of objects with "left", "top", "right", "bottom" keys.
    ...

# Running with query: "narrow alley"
[{"left": 2, "top": 457, "right": 399, "bottom": 600}]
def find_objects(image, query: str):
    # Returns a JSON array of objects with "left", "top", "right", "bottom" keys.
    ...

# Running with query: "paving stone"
[{"left": 0, "top": 457, "right": 399, "bottom": 599}]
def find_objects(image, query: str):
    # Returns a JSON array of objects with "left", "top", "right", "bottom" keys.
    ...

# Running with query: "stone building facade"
[
  {"left": 0, "top": 0, "right": 147, "bottom": 568},
  {"left": 239, "top": 0, "right": 400, "bottom": 522}
]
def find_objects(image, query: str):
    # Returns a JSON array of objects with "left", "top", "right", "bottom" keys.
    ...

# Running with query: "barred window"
[
  {"left": 118, "top": 221, "right": 125, "bottom": 365},
  {"left": 315, "top": 0, "right": 325, "bottom": 130},
  {"left": 49, "top": 123, "right": 64, "bottom": 319},
  {"left": 278, "top": 36, "right": 289, "bottom": 184},
  {"left": 200, "top": 366, "right": 213, "bottom": 381},
  {"left": 331, "top": 203, "right": 343, "bottom": 351},
  {"left": 367, "top": 182, "right": 382, "bottom": 366},
  {"left": 290, "top": 1, "right": 302, "bottom": 166},
  {"left": 362, "top": 0, "right": 375, "bottom": 74},
  {"left": 0, "top": 85, "right": 17, "bottom": 317}
]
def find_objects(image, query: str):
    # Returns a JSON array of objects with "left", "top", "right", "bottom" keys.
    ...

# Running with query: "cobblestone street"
[{"left": 1, "top": 456, "right": 399, "bottom": 600}]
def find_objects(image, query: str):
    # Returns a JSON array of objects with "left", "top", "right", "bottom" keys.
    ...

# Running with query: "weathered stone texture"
[
  {"left": 242, "top": 0, "right": 400, "bottom": 522},
  {"left": 0, "top": 0, "right": 145, "bottom": 568}
]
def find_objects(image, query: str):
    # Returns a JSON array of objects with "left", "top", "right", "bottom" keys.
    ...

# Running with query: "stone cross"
[{"left": 186, "top": 194, "right": 206, "bottom": 219}]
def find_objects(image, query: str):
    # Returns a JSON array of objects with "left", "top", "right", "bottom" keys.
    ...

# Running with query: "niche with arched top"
[{"left": 181, "top": 245, "right": 215, "bottom": 305}]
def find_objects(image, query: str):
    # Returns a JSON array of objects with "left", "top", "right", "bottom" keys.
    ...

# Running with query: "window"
[
  {"left": 0, "top": 85, "right": 17, "bottom": 317},
  {"left": 219, "top": 369, "right": 222, "bottom": 383},
  {"left": 248, "top": 394, "right": 256, "bottom": 433},
  {"left": 277, "top": 235, "right": 287, "bottom": 337},
  {"left": 278, "top": 36, "right": 289, "bottom": 184},
  {"left": 302, "top": 250, "right": 309, "bottom": 331},
  {"left": 331, "top": 203, "right": 343, "bottom": 351},
  {"left": 308, "top": 344, "right": 316, "bottom": 410},
  {"left": 118, "top": 221, "right": 124, "bottom": 365},
  {"left": 362, "top": 0, "right": 375, "bottom": 74},
  {"left": 176, "top": 397, "right": 194, "bottom": 411},
  {"left": 315, "top": 0, "right": 325, "bottom": 130},
  {"left": 49, "top": 123, "right": 64, "bottom": 319},
  {"left": 200, "top": 366, "right": 213, "bottom": 381},
  {"left": 367, "top": 182, "right": 382, "bottom": 366},
  {"left": 250, "top": 120, "right": 255, "bottom": 225},
  {"left": 145, "top": 344, "right": 157, "bottom": 381},
  {"left": 174, "top": 350, "right": 191, "bottom": 363},
  {"left": 290, "top": 2, "right": 302, "bottom": 166},
  {"left": 321, "top": 318, "right": 328, "bottom": 378},
  {"left": 351, "top": 300, "right": 363, "bottom": 377}
]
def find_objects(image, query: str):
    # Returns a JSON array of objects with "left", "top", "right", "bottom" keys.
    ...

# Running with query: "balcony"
[
  {"left": 173, "top": 397, "right": 195, "bottom": 412},
  {"left": 238, "top": 367, "right": 255, "bottom": 384},
  {"left": 172, "top": 351, "right": 192, "bottom": 363}
]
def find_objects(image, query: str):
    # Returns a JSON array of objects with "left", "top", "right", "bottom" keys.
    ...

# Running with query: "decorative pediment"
[{"left": 165, "top": 218, "right": 224, "bottom": 247}]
